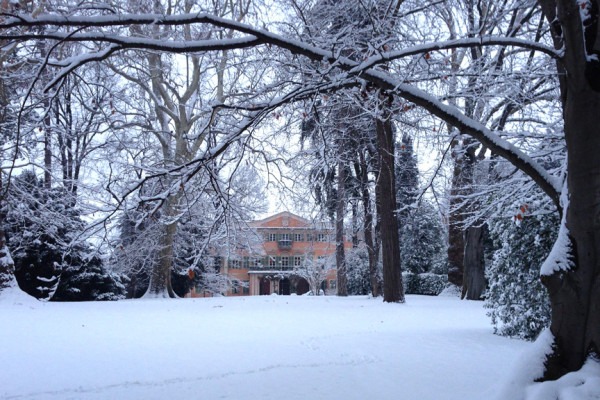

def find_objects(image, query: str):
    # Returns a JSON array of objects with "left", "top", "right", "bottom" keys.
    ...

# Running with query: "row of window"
[
  {"left": 215, "top": 279, "right": 337, "bottom": 294},
  {"left": 266, "top": 232, "right": 332, "bottom": 242},
  {"left": 228, "top": 256, "right": 306, "bottom": 269}
]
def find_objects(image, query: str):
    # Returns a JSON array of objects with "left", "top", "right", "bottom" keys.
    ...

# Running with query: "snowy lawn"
[{"left": 0, "top": 291, "right": 596, "bottom": 400}]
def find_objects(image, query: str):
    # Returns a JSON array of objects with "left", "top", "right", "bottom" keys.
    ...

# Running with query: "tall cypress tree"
[{"left": 395, "top": 134, "right": 419, "bottom": 229}]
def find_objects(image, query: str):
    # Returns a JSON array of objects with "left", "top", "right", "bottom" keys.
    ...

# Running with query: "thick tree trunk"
[
  {"left": 144, "top": 194, "right": 179, "bottom": 298},
  {"left": 145, "top": 220, "right": 177, "bottom": 298},
  {"left": 462, "top": 225, "right": 486, "bottom": 300},
  {"left": 336, "top": 160, "right": 348, "bottom": 296},
  {"left": 538, "top": 0, "right": 600, "bottom": 380},
  {"left": 542, "top": 88, "right": 600, "bottom": 380},
  {"left": 375, "top": 116, "right": 404, "bottom": 303}
]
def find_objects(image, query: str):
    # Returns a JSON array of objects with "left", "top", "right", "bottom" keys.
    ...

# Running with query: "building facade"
[{"left": 189, "top": 211, "right": 351, "bottom": 297}]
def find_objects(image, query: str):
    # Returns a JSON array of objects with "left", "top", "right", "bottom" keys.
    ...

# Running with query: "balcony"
[{"left": 278, "top": 239, "right": 292, "bottom": 250}]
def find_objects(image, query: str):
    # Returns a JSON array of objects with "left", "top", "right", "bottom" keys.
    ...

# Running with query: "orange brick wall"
[{"left": 189, "top": 211, "right": 353, "bottom": 297}]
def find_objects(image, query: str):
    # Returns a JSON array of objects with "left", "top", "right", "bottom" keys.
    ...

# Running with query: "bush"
[
  {"left": 402, "top": 272, "right": 447, "bottom": 296},
  {"left": 484, "top": 213, "right": 557, "bottom": 340},
  {"left": 52, "top": 256, "right": 127, "bottom": 301}
]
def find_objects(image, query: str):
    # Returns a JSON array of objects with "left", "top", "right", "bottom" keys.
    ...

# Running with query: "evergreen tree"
[
  {"left": 485, "top": 211, "right": 558, "bottom": 340},
  {"left": 400, "top": 201, "right": 447, "bottom": 275},
  {"left": 171, "top": 217, "right": 214, "bottom": 298},
  {"left": 345, "top": 246, "right": 372, "bottom": 295},
  {"left": 395, "top": 134, "right": 419, "bottom": 228},
  {"left": 6, "top": 171, "right": 71, "bottom": 299},
  {"left": 395, "top": 135, "right": 447, "bottom": 275},
  {"left": 6, "top": 171, "right": 125, "bottom": 301},
  {"left": 114, "top": 206, "right": 156, "bottom": 298},
  {"left": 52, "top": 255, "right": 126, "bottom": 301}
]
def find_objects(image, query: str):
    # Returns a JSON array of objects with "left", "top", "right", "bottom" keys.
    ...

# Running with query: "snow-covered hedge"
[{"left": 402, "top": 272, "right": 447, "bottom": 296}]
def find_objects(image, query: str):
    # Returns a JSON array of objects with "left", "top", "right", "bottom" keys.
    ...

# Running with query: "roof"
[{"left": 250, "top": 211, "right": 313, "bottom": 229}]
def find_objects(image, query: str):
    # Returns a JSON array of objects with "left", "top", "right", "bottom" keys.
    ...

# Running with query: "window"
[
  {"left": 281, "top": 256, "right": 289, "bottom": 268},
  {"left": 294, "top": 233, "right": 304, "bottom": 242},
  {"left": 306, "top": 233, "right": 314, "bottom": 242},
  {"left": 229, "top": 259, "right": 241, "bottom": 269},
  {"left": 269, "top": 256, "right": 276, "bottom": 267},
  {"left": 317, "top": 256, "right": 326, "bottom": 269},
  {"left": 268, "top": 233, "right": 277, "bottom": 242},
  {"left": 317, "top": 233, "right": 326, "bottom": 242},
  {"left": 329, "top": 280, "right": 337, "bottom": 290},
  {"left": 281, "top": 233, "right": 291, "bottom": 241},
  {"left": 293, "top": 256, "right": 302, "bottom": 266},
  {"left": 243, "top": 257, "right": 250, "bottom": 269}
]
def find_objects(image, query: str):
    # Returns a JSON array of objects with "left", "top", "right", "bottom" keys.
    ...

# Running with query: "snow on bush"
[
  {"left": 402, "top": 272, "right": 447, "bottom": 296},
  {"left": 485, "top": 212, "right": 557, "bottom": 340}
]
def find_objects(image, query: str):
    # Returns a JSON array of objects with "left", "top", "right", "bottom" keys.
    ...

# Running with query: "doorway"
[
  {"left": 259, "top": 277, "right": 270, "bottom": 295},
  {"left": 296, "top": 278, "right": 309, "bottom": 295},
  {"left": 279, "top": 278, "right": 290, "bottom": 295}
]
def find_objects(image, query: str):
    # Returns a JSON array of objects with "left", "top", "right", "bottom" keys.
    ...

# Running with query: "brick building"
[{"left": 189, "top": 211, "right": 352, "bottom": 297}]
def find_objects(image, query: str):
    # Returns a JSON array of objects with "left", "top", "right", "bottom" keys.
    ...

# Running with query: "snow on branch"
[
  {"left": 540, "top": 181, "right": 574, "bottom": 276},
  {"left": 351, "top": 36, "right": 562, "bottom": 73},
  {"left": 2, "top": 10, "right": 563, "bottom": 209},
  {"left": 2, "top": 31, "right": 264, "bottom": 54},
  {"left": 0, "top": 12, "right": 562, "bottom": 60}
]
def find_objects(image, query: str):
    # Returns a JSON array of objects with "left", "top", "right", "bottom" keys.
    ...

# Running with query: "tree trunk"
[
  {"left": 351, "top": 200, "right": 359, "bottom": 248},
  {"left": 542, "top": 84, "right": 600, "bottom": 380},
  {"left": 447, "top": 158, "right": 465, "bottom": 287},
  {"left": 336, "top": 160, "right": 348, "bottom": 296},
  {"left": 0, "top": 63, "right": 14, "bottom": 291},
  {"left": 538, "top": 0, "right": 600, "bottom": 380},
  {"left": 0, "top": 206, "right": 14, "bottom": 290},
  {"left": 145, "top": 220, "right": 177, "bottom": 298},
  {"left": 462, "top": 225, "right": 486, "bottom": 300},
  {"left": 357, "top": 153, "right": 380, "bottom": 297},
  {"left": 459, "top": 143, "right": 486, "bottom": 300},
  {"left": 144, "top": 194, "right": 179, "bottom": 298},
  {"left": 375, "top": 116, "right": 404, "bottom": 303},
  {"left": 43, "top": 121, "right": 52, "bottom": 188}
]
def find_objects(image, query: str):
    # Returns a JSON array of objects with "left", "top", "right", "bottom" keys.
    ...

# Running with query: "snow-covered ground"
[{"left": 0, "top": 290, "right": 597, "bottom": 400}]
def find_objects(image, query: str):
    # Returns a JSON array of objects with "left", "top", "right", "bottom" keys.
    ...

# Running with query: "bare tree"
[{"left": 293, "top": 252, "right": 334, "bottom": 296}]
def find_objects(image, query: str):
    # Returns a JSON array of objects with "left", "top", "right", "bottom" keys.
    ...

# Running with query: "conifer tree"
[
  {"left": 395, "top": 134, "right": 419, "bottom": 229},
  {"left": 6, "top": 171, "right": 125, "bottom": 301},
  {"left": 400, "top": 201, "right": 447, "bottom": 275}
]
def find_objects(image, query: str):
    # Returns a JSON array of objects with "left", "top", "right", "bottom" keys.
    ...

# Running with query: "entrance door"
[
  {"left": 296, "top": 278, "right": 309, "bottom": 295},
  {"left": 259, "top": 277, "right": 270, "bottom": 295},
  {"left": 279, "top": 278, "right": 291, "bottom": 295}
]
